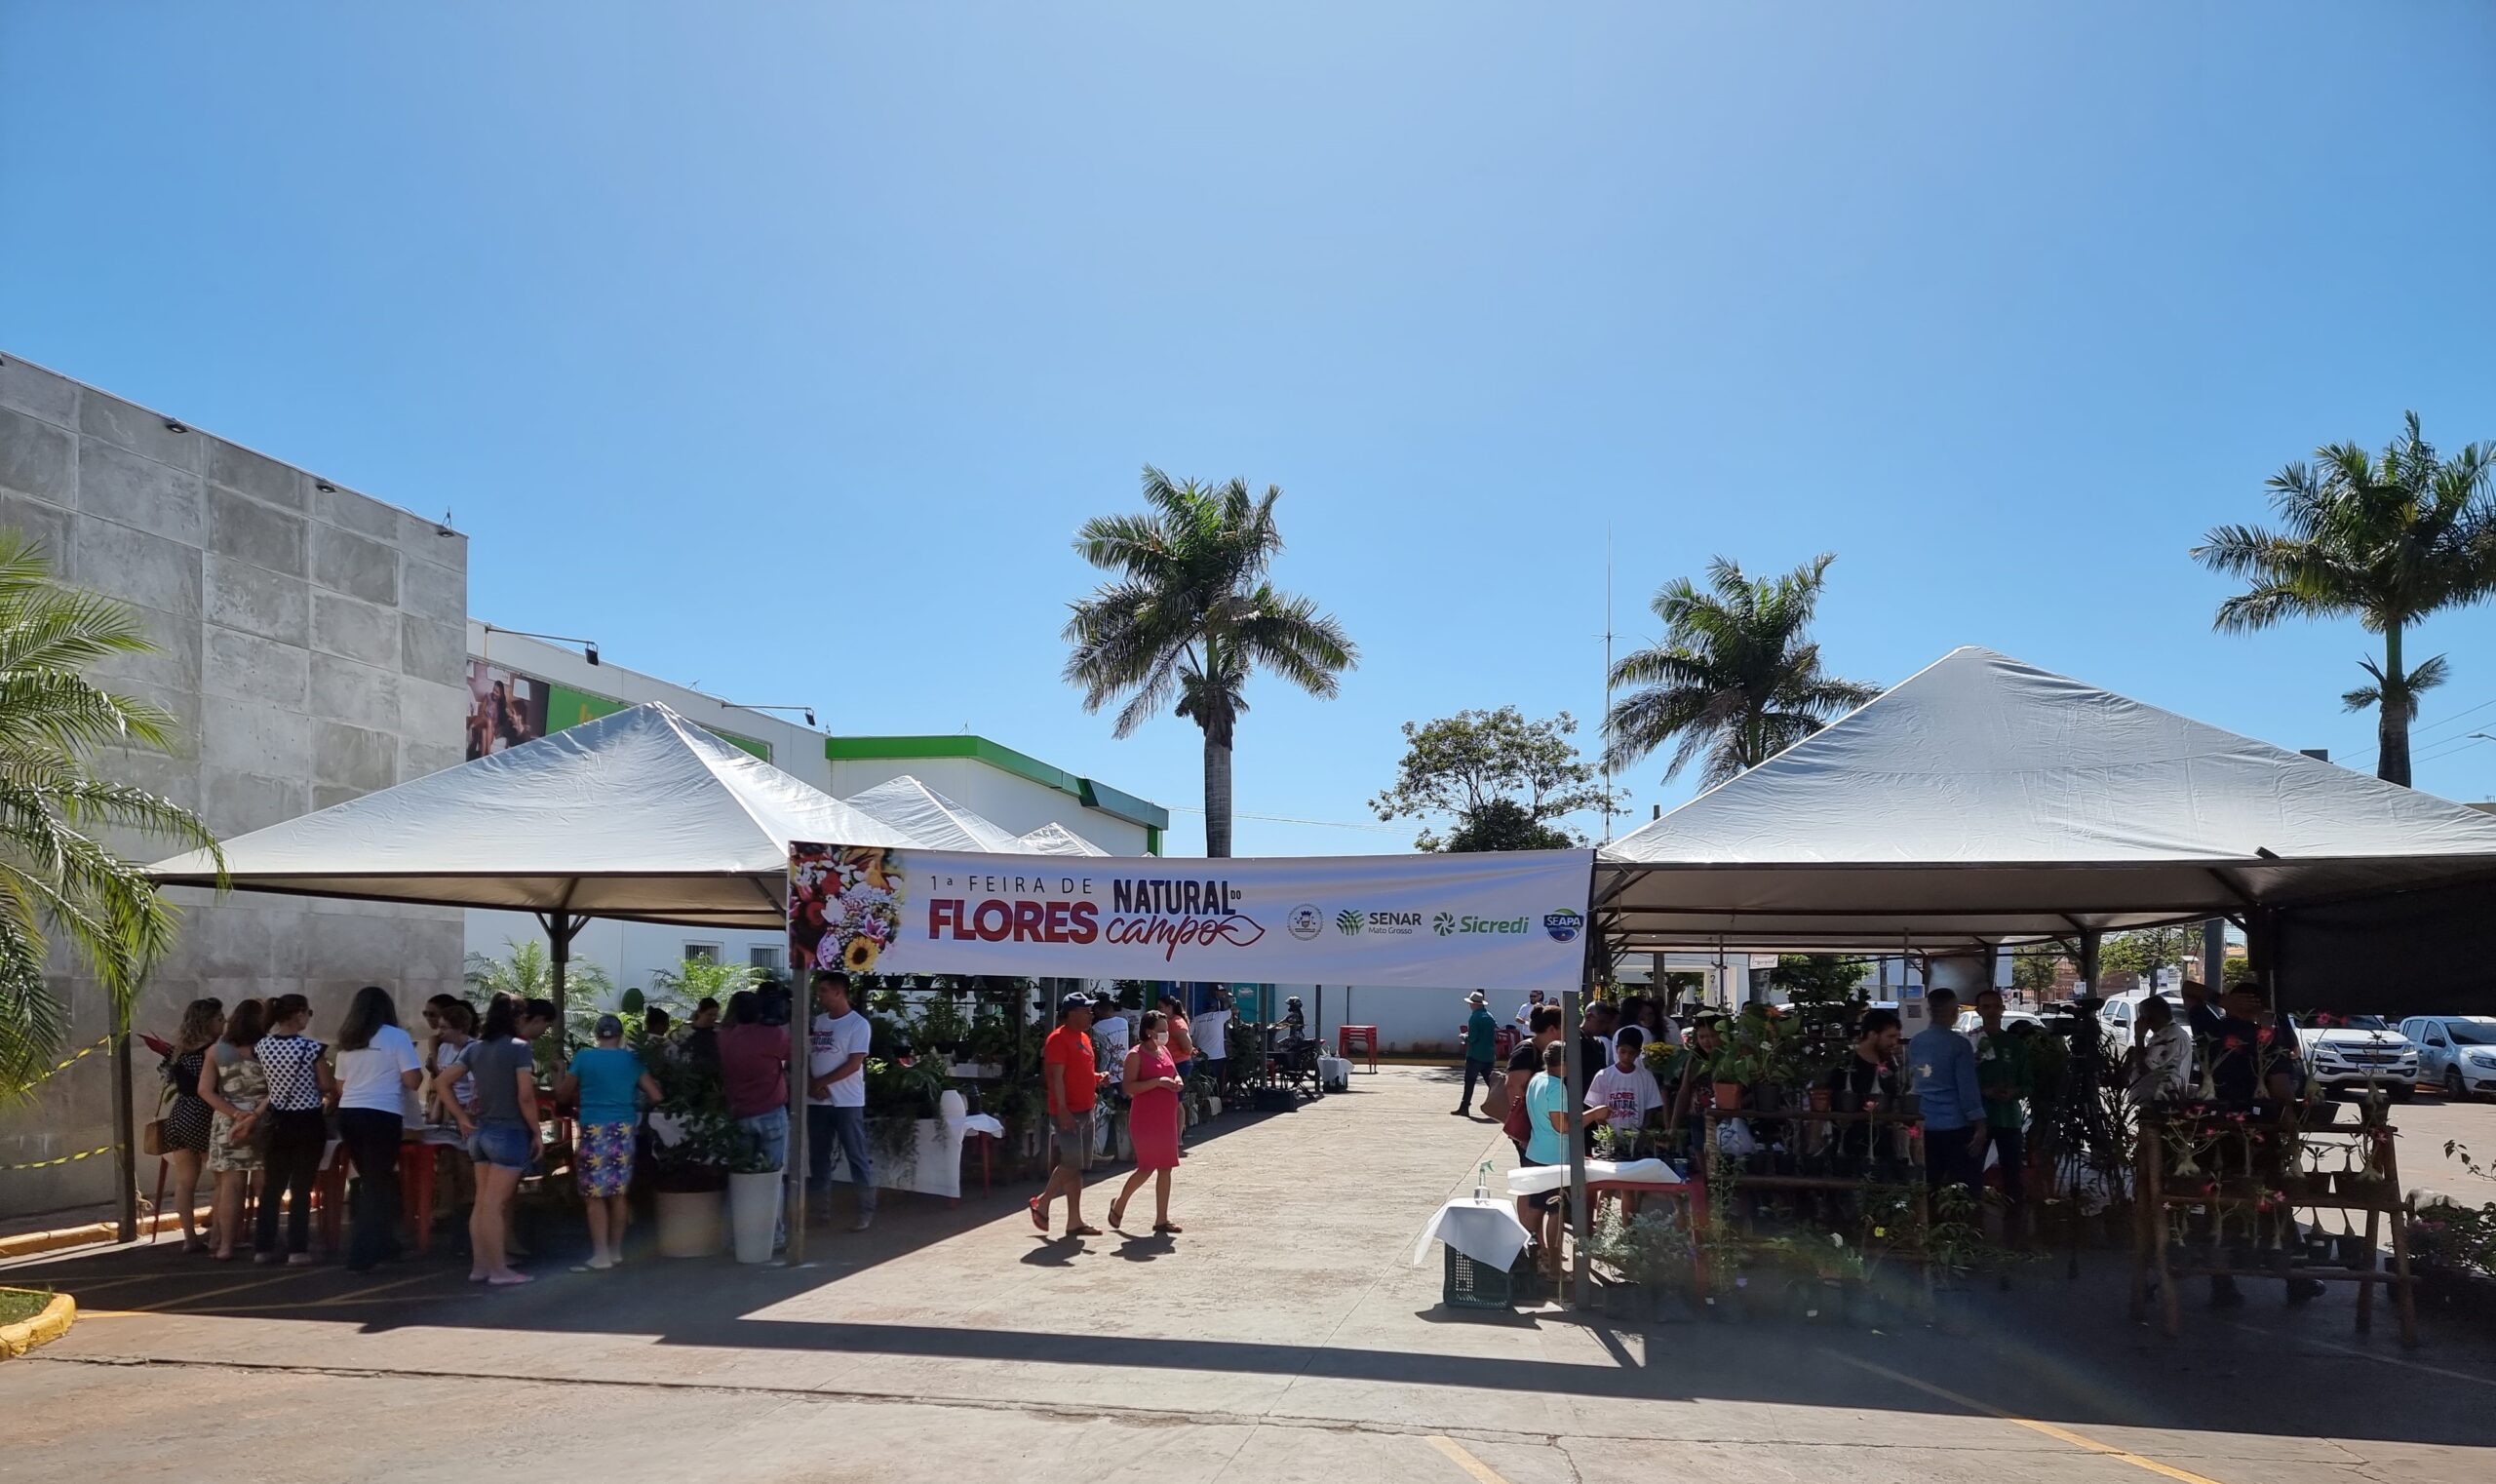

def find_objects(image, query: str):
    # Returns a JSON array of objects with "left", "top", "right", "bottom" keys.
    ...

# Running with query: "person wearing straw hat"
[{"left": 1455, "top": 991, "right": 1500, "bottom": 1117}]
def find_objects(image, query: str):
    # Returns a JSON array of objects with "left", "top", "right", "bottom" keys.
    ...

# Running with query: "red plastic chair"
[{"left": 1338, "top": 1025, "right": 1380, "bottom": 1073}]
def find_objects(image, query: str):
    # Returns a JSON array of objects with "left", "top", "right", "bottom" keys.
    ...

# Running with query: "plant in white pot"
[
  {"left": 725, "top": 1122, "right": 784, "bottom": 1264},
  {"left": 646, "top": 1055, "right": 733, "bottom": 1259}
]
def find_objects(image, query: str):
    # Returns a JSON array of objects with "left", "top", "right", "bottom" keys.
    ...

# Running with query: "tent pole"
[
  {"left": 112, "top": 999, "right": 136, "bottom": 1243},
  {"left": 2077, "top": 928, "right": 2101, "bottom": 998},
  {"left": 1565, "top": 849, "right": 1599, "bottom": 1309}
]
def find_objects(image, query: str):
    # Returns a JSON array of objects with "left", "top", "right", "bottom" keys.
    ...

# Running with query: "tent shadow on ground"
[{"left": 21, "top": 1228, "right": 2496, "bottom": 1450}]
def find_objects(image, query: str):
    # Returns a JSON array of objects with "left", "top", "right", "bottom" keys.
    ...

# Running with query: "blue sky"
[{"left": 6, "top": 4, "right": 2494, "bottom": 856}]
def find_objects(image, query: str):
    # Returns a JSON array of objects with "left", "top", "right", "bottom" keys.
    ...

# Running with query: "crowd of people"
[
  {"left": 1470, "top": 976, "right": 2330, "bottom": 1293},
  {"left": 147, "top": 968, "right": 890, "bottom": 1279}
]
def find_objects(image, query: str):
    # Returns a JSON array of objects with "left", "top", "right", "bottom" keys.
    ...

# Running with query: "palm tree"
[
  {"left": 0, "top": 531, "right": 219, "bottom": 1097},
  {"left": 1064, "top": 467, "right": 1357, "bottom": 856},
  {"left": 1604, "top": 554, "right": 1880, "bottom": 789},
  {"left": 2192, "top": 412, "right": 2496, "bottom": 786},
  {"left": 464, "top": 937, "right": 621, "bottom": 1050}
]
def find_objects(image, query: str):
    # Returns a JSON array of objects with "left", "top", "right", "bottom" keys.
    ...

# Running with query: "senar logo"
[
  {"left": 1542, "top": 908, "right": 1584, "bottom": 944},
  {"left": 1335, "top": 909, "right": 1364, "bottom": 936}
]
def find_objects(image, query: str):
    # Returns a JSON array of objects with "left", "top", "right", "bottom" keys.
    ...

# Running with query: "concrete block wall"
[{"left": 0, "top": 352, "right": 469, "bottom": 1218}]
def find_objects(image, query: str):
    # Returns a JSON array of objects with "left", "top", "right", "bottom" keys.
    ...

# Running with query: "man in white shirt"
[
  {"left": 1582, "top": 1026, "right": 1665, "bottom": 1150},
  {"left": 805, "top": 971, "right": 877, "bottom": 1230},
  {"left": 2126, "top": 995, "right": 2194, "bottom": 1107},
  {"left": 1515, "top": 990, "right": 1545, "bottom": 1029},
  {"left": 1090, "top": 992, "right": 1132, "bottom": 1074}
]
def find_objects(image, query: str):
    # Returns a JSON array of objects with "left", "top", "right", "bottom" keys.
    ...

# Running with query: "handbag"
[
  {"left": 1501, "top": 1073, "right": 1531, "bottom": 1145},
  {"left": 1482, "top": 1073, "right": 1511, "bottom": 1123},
  {"left": 141, "top": 1117, "right": 165, "bottom": 1156}
]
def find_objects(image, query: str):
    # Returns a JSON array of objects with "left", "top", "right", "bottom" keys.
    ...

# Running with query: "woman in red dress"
[{"left": 1108, "top": 1010, "right": 1186, "bottom": 1233}]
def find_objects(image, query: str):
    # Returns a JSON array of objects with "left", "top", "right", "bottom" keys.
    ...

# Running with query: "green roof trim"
[{"left": 823, "top": 734, "right": 1172, "bottom": 833}]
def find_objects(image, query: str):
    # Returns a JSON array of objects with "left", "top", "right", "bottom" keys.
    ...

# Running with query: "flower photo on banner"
[{"left": 791, "top": 843, "right": 906, "bottom": 976}]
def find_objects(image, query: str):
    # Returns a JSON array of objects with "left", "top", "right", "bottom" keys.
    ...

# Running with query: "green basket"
[{"left": 1443, "top": 1245, "right": 1518, "bottom": 1309}]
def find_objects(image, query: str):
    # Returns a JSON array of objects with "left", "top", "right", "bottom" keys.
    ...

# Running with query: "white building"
[{"left": 461, "top": 623, "right": 1168, "bottom": 997}]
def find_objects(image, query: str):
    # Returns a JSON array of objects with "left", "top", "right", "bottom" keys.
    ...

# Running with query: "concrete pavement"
[{"left": 4, "top": 1067, "right": 2493, "bottom": 1481}]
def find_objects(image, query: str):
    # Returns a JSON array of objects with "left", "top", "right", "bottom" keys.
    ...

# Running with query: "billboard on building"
[
  {"left": 464, "top": 657, "right": 773, "bottom": 763},
  {"left": 465, "top": 659, "right": 551, "bottom": 761}
]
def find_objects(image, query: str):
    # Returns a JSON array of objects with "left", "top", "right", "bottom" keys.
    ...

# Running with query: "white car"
[
  {"left": 2398, "top": 1015, "right": 2496, "bottom": 1100},
  {"left": 2293, "top": 1014, "right": 2418, "bottom": 1100},
  {"left": 1955, "top": 1009, "right": 2045, "bottom": 1035}
]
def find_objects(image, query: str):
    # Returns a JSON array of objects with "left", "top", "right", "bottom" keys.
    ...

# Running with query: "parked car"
[
  {"left": 2398, "top": 1015, "right": 2496, "bottom": 1100},
  {"left": 1955, "top": 1008, "right": 2045, "bottom": 1035},
  {"left": 2293, "top": 1013, "right": 2417, "bottom": 1100},
  {"left": 2097, "top": 989, "right": 2182, "bottom": 1043}
]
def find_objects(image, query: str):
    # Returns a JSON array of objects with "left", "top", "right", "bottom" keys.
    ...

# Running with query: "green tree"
[
  {"left": 2009, "top": 950, "right": 2067, "bottom": 998},
  {"left": 2192, "top": 412, "right": 2496, "bottom": 786},
  {"left": 464, "top": 938, "right": 619, "bottom": 1050},
  {"left": 645, "top": 956, "right": 760, "bottom": 1012},
  {"left": 1063, "top": 468, "right": 1357, "bottom": 857},
  {"left": 1603, "top": 554, "right": 1881, "bottom": 787},
  {"left": 1370, "top": 706, "right": 1620, "bottom": 850},
  {"left": 1770, "top": 955, "right": 1867, "bottom": 999},
  {"left": 2096, "top": 926, "right": 2201, "bottom": 983},
  {"left": 0, "top": 532, "right": 219, "bottom": 1095}
]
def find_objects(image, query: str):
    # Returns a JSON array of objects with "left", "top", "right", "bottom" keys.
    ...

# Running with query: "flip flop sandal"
[
  {"left": 1027, "top": 1196, "right": 1047, "bottom": 1231},
  {"left": 1108, "top": 1197, "right": 1129, "bottom": 1229},
  {"left": 1153, "top": 1222, "right": 1184, "bottom": 1234}
]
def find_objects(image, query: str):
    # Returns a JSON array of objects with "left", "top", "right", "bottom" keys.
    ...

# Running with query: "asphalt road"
[{"left": 3, "top": 1069, "right": 2492, "bottom": 1483}]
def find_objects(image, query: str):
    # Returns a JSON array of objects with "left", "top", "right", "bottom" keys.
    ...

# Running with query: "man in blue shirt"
[{"left": 1908, "top": 989, "right": 1987, "bottom": 1195}]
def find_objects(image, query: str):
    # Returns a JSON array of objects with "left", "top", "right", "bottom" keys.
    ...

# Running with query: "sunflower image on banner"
[{"left": 790, "top": 843, "right": 906, "bottom": 976}]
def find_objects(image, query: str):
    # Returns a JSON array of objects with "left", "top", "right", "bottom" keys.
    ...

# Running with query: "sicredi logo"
[
  {"left": 1543, "top": 909, "right": 1583, "bottom": 943},
  {"left": 1288, "top": 904, "right": 1324, "bottom": 941},
  {"left": 1436, "top": 911, "right": 1528, "bottom": 937}
]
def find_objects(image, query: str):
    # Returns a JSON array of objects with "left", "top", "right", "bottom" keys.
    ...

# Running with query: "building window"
[
  {"left": 683, "top": 943, "right": 721, "bottom": 965},
  {"left": 748, "top": 946, "right": 783, "bottom": 973}
]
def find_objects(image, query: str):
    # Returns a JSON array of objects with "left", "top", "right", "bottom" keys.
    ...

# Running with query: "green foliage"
[
  {"left": 0, "top": 530, "right": 221, "bottom": 1096},
  {"left": 1369, "top": 706, "right": 1620, "bottom": 850},
  {"left": 1603, "top": 553, "right": 1881, "bottom": 788},
  {"left": 1063, "top": 467, "right": 1357, "bottom": 856},
  {"left": 645, "top": 957, "right": 760, "bottom": 1010},
  {"left": 644, "top": 1048, "right": 741, "bottom": 1191},
  {"left": 2097, "top": 926, "right": 2200, "bottom": 981},
  {"left": 2010, "top": 950, "right": 2065, "bottom": 996},
  {"left": 465, "top": 938, "right": 620, "bottom": 1055},
  {"left": 1770, "top": 955, "right": 1864, "bottom": 1000},
  {"left": 2192, "top": 412, "right": 2496, "bottom": 786},
  {"left": 1592, "top": 1205, "right": 1694, "bottom": 1288}
]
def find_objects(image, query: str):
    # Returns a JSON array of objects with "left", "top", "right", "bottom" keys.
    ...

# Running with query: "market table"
[{"left": 1506, "top": 1156, "right": 1708, "bottom": 1296}]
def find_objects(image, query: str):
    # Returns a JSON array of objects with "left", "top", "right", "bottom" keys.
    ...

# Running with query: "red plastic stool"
[
  {"left": 1338, "top": 1025, "right": 1380, "bottom": 1073},
  {"left": 398, "top": 1138, "right": 438, "bottom": 1255}
]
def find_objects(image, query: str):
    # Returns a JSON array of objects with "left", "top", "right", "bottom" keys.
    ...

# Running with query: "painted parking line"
[
  {"left": 2218, "top": 1319, "right": 2496, "bottom": 1392},
  {"left": 1825, "top": 1351, "right": 2229, "bottom": 1484},
  {"left": 1424, "top": 1435, "right": 1514, "bottom": 1484},
  {"left": 121, "top": 1271, "right": 301, "bottom": 1313},
  {"left": 313, "top": 1272, "right": 448, "bottom": 1306}
]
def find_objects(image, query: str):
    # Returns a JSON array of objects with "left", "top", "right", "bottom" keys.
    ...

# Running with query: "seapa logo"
[
  {"left": 1335, "top": 909, "right": 1364, "bottom": 936},
  {"left": 1542, "top": 908, "right": 1584, "bottom": 943},
  {"left": 1288, "top": 904, "right": 1325, "bottom": 941},
  {"left": 1431, "top": 912, "right": 1456, "bottom": 937}
]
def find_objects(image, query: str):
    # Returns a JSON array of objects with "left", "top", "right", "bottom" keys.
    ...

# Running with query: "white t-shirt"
[
  {"left": 806, "top": 1009, "right": 873, "bottom": 1108},
  {"left": 1584, "top": 1062, "right": 1664, "bottom": 1128},
  {"left": 1193, "top": 1009, "right": 1229, "bottom": 1061},
  {"left": 335, "top": 1023, "right": 422, "bottom": 1118},
  {"left": 1093, "top": 1012, "right": 1132, "bottom": 1073}
]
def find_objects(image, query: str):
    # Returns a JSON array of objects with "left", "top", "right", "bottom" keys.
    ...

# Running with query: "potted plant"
[
  {"left": 725, "top": 1122, "right": 782, "bottom": 1264},
  {"left": 646, "top": 1057, "right": 735, "bottom": 1259},
  {"left": 1710, "top": 1044, "right": 1759, "bottom": 1113}
]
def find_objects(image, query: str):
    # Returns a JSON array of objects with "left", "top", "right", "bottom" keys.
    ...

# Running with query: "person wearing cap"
[
  {"left": 559, "top": 1014, "right": 662, "bottom": 1270},
  {"left": 1032, "top": 993, "right": 1109, "bottom": 1237},
  {"left": 1455, "top": 991, "right": 1500, "bottom": 1117}
]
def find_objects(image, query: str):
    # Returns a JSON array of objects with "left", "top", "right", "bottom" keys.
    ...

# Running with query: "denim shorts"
[{"left": 470, "top": 1122, "right": 535, "bottom": 1171}]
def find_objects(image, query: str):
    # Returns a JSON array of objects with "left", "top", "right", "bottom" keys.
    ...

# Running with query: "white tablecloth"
[
  {"left": 1412, "top": 1196, "right": 1532, "bottom": 1269},
  {"left": 1505, "top": 1156, "right": 1686, "bottom": 1197}
]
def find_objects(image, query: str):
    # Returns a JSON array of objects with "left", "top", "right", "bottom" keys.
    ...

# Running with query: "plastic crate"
[{"left": 1443, "top": 1245, "right": 1517, "bottom": 1309}]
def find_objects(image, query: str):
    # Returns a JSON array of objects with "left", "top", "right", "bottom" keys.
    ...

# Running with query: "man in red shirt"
[{"left": 1031, "top": 992, "right": 1106, "bottom": 1237}]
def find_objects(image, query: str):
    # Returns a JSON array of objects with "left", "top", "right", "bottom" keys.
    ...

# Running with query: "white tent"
[
  {"left": 841, "top": 774, "right": 1026, "bottom": 854},
  {"left": 1598, "top": 646, "right": 2496, "bottom": 950},
  {"left": 1015, "top": 821, "right": 1110, "bottom": 856},
  {"left": 147, "top": 701, "right": 916, "bottom": 929}
]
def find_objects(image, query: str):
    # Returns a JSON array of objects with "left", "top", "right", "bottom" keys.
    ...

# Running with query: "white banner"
[{"left": 788, "top": 843, "right": 1594, "bottom": 993}]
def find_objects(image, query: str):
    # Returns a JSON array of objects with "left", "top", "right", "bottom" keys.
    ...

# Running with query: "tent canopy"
[
  {"left": 842, "top": 774, "right": 1026, "bottom": 854},
  {"left": 147, "top": 701, "right": 916, "bottom": 928},
  {"left": 1016, "top": 821, "right": 1110, "bottom": 856},
  {"left": 1598, "top": 646, "right": 2496, "bottom": 951}
]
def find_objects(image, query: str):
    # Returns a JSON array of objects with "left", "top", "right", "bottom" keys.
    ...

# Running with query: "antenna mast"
[{"left": 1602, "top": 527, "right": 1616, "bottom": 844}]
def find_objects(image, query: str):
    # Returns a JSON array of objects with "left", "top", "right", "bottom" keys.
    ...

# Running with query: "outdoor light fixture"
[
  {"left": 315, "top": 481, "right": 336, "bottom": 492},
  {"left": 480, "top": 623, "right": 600, "bottom": 666},
  {"left": 164, "top": 419, "right": 187, "bottom": 433},
  {"left": 722, "top": 701, "right": 817, "bottom": 728}
]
